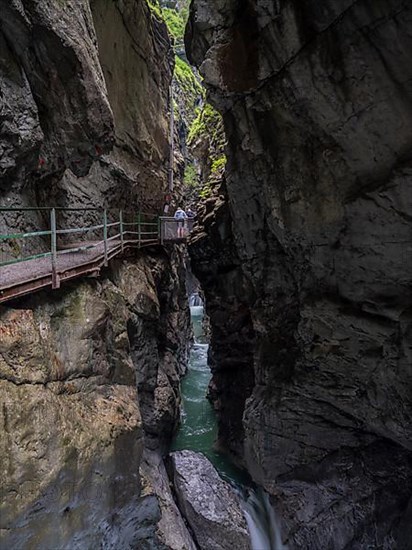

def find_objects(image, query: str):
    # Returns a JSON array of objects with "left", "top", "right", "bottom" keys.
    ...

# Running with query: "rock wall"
[
  {"left": 0, "top": 251, "right": 191, "bottom": 548},
  {"left": 169, "top": 450, "right": 251, "bottom": 550},
  {"left": 189, "top": 181, "right": 255, "bottom": 460},
  {"left": 0, "top": 0, "right": 171, "bottom": 225},
  {"left": 125, "top": 247, "right": 191, "bottom": 451},
  {"left": 0, "top": 0, "right": 194, "bottom": 546},
  {"left": 187, "top": 1, "right": 412, "bottom": 547}
]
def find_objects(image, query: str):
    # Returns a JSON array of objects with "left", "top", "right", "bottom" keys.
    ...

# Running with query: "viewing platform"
[{"left": 0, "top": 207, "right": 192, "bottom": 304}]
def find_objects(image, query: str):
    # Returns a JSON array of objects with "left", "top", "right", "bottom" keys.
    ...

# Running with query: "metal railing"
[
  {"left": 0, "top": 207, "right": 161, "bottom": 290},
  {"left": 159, "top": 217, "right": 195, "bottom": 244}
]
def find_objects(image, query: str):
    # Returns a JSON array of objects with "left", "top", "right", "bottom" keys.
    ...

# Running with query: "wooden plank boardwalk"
[
  {"left": 0, "top": 208, "right": 191, "bottom": 305},
  {"left": 0, "top": 238, "right": 158, "bottom": 304}
]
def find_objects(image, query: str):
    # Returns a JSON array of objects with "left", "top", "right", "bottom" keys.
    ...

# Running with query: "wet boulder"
[{"left": 168, "top": 450, "right": 251, "bottom": 550}]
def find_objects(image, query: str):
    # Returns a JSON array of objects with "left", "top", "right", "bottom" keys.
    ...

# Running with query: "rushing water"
[
  {"left": 243, "top": 489, "right": 287, "bottom": 550},
  {"left": 188, "top": 293, "right": 203, "bottom": 307},
  {"left": 172, "top": 304, "right": 286, "bottom": 550}
]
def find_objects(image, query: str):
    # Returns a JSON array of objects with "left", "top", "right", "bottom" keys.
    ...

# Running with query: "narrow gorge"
[
  {"left": 1, "top": 1, "right": 411, "bottom": 549},
  {"left": 187, "top": 1, "right": 412, "bottom": 548},
  {"left": 1, "top": 1, "right": 194, "bottom": 548}
]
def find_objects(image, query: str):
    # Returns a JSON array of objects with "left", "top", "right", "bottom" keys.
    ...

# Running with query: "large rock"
[
  {"left": 169, "top": 450, "right": 251, "bottom": 550},
  {"left": 189, "top": 181, "right": 255, "bottom": 459},
  {"left": 141, "top": 450, "right": 197, "bottom": 550},
  {"left": 187, "top": 0, "right": 412, "bottom": 547},
  {"left": 0, "top": 30, "right": 43, "bottom": 189},
  {"left": 0, "top": 0, "right": 173, "bottom": 241},
  {"left": 118, "top": 249, "right": 191, "bottom": 451},
  {"left": 0, "top": 0, "right": 192, "bottom": 547},
  {"left": 0, "top": 279, "right": 142, "bottom": 548},
  {"left": 0, "top": 253, "right": 191, "bottom": 548},
  {"left": 46, "top": 0, "right": 173, "bottom": 216},
  {"left": 0, "top": 0, "right": 113, "bottom": 184}
]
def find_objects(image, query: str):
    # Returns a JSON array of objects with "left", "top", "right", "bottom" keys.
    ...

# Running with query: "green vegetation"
[
  {"left": 174, "top": 56, "right": 204, "bottom": 115},
  {"left": 148, "top": 1, "right": 202, "bottom": 126},
  {"left": 175, "top": 56, "right": 199, "bottom": 92},
  {"left": 210, "top": 155, "right": 227, "bottom": 178},
  {"left": 188, "top": 104, "right": 222, "bottom": 146},
  {"left": 162, "top": 7, "right": 187, "bottom": 40},
  {"left": 198, "top": 155, "right": 227, "bottom": 198},
  {"left": 146, "top": 1, "right": 226, "bottom": 202},
  {"left": 160, "top": 0, "right": 190, "bottom": 40},
  {"left": 162, "top": 3, "right": 197, "bottom": 115},
  {"left": 198, "top": 184, "right": 212, "bottom": 199},
  {"left": 183, "top": 163, "right": 198, "bottom": 187},
  {"left": 188, "top": 104, "right": 226, "bottom": 163},
  {"left": 188, "top": 103, "right": 227, "bottom": 199},
  {"left": 146, "top": 0, "right": 164, "bottom": 21}
]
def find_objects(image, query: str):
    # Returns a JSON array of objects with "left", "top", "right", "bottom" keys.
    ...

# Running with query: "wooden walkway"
[
  {"left": 0, "top": 238, "right": 158, "bottom": 304},
  {"left": 0, "top": 207, "right": 191, "bottom": 305}
]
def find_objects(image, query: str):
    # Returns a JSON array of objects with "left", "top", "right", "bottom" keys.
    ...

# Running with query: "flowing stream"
[{"left": 172, "top": 303, "right": 286, "bottom": 550}]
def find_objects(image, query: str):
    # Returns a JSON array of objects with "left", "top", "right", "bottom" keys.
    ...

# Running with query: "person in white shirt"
[{"left": 174, "top": 207, "right": 187, "bottom": 238}]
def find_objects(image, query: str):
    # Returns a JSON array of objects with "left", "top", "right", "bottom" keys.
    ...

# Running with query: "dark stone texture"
[
  {"left": 0, "top": 252, "right": 191, "bottom": 548},
  {"left": 187, "top": 0, "right": 412, "bottom": 547},
  {"left": 189, "top": 181, "right": 255, "bottom": 459},
  {"left": 169, "top": 450, "right": 251, "bottom": 550},
  {"left": 0, "top": 0, "right": 172, "bottom": 237},
  {"left": 0, "top": 1, "right": 191, "bottom": 547},
  {"left": 124, "top": 247, "right": 191, "bottom": 451}
]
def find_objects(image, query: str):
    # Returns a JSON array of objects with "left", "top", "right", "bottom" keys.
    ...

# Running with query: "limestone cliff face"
[
  {"left": 189, "top": 181, "right": 255, "bottom": 460},
  {"left": 0, "top": 0, "right": 112, "bottom": 189},
  {"left": 187, "top": 1, "right": 412, "bottom": 547},
  {"left": 125, "top": 247, "right": 191, "bottom": 452},
  {"left": 0, "top": 251, "right": 192, "bottom": 549},
  {"left": 0, "top": 0, "right": 171, "bottom": 217},
  {"left": 0, "top": 1, "right": 193, "bottom": 547}
]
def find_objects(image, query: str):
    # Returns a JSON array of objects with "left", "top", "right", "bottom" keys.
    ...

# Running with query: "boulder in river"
[{"left": 168, "top": 450, "right": 251, "bottom": 550}]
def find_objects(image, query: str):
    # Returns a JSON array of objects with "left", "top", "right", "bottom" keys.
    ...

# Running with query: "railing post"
[
  {"left": 137, "top": 211, "right": 141, "bottom": 248},
  {"left": 103, "top": 209, "right": 108, "bottom": 266},
  {"left": 119, "top": 210, "right": 124, "bottom": 253},
  {"left": 50, "top": 208, "right": 60, "bottom": 289},
  {"left": 159, "top": 217, "right": 163, "bottom": 245}
]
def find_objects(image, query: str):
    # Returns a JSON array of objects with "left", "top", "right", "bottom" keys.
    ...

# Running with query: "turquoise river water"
[{"left": 171, "top": 305, "right": 286, "bottom": 550}]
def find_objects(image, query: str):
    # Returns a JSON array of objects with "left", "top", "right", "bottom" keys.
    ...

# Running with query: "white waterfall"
[
  {"left": 189, "top": 292, "right": 203, "bottom": 307},
  {"left": 242, "top": 488, "right": 287, "bottom": 550},
  {"left": 189, "top": 293, "right": 203, "bottom": 317}
]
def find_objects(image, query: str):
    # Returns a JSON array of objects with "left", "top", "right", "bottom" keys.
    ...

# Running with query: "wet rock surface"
[
  {"left": 168, "top": 450, "right": 251, "bottom": 550},
  {"left": 121, "top": 248, "right": 191, "bottom": 451},
  {"left": 0, "top": 253, "right": 191, "bottom": 548},
  {"left": 0, "top": 0, "right": 172, "bottom": 242},
  {"left": 187, "top": 0, "right": 412, "bottom": 547},
  {"left": 0, "top": 0, "right": 113, "bottom": 186},
  {"left": 0, "top": 1, "right": 191, "bottom": 545},
  {"left": 141, "top": 450, "right": 197, "bottom": 550},
  {"left": 189, "top": 181, "right": 255, "bottom": 460}
]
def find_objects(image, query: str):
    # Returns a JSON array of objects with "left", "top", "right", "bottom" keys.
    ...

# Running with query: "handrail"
[
  {"left": 0, "top": 251, "right": 52, "bottom": 268},
  {"left": 0, "top": 230, "right": 52, "bottom": 240},
  {"left": 0, "top": 207, "right": 101, "bottom": 212},
  {"left": 0, "top": 208, "right": 194, "bottom": 280},
  {"left": 58, "top": 243, "right": 100, "bottom": 255},
  {"left": 0, "top": 206, "right": 158, "bottom": 214},
  {"left": 56, "top": 224, "right": 104, "bottom": 235},
  {"left": 0, "top": 208, "right": 195, "bottom": 303}
]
